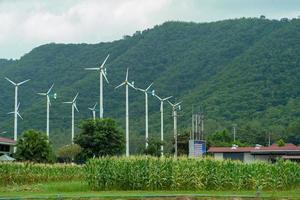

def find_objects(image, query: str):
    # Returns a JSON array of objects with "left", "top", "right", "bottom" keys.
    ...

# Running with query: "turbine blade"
[
  {"left": 100, "top": 54, "right": 110, "bottom": 69},
  {"left": 125, "top": 68, "right": 129, "bottom": 81},
  {"left": 63, "top": 101, "right": 72, "bottom": 104},
  {"left": 37, "top": 93, "right": 46, "bottom": 96},
  {"left": 154, "top": 94, "right": 162, "bottom": 101},
  {"left": 115, "top": 82, "right": 125, "bottom": 89},
  {"left": 7, "top": 111, "right": 14, "bottom": 115},
  {"left": 167, "top": 100, "right": 174, "bottom": 107},
  {"left": 128, "top": 82, "right": 135, "bottom": 89},
  {"left": 74, "top": 103, "right": 79, "bottom": 112},
  {"left": 85, "top": 68, "right": 99, "bottom": 70},
  {"left": 93, "top": 102, "right": 97, "bottom": 110},
  {"left": 175, "top": 101, "right": 182, "bottom": 107},
  {"left": 18, "top": 79, "right": 30, "bottom": 86},
  {"left": 5, "top": 77, "right": 16, "bottom": 85},
  {"left": 47, "top": 83, "right": 54, "bottom": 94},
  {"left": 17, "top": 112, "right": 23, "bottom": 120},
  {"left": 135, "top": 87, "right": 144, "bottom": 92},
  {"left": 88, "top": 107, "right": 93, "bottom": 111},
  {"left": 102, "top": 71, "right": 109, "bottom": 83},
  {"left": 73, "top": 93, "right": 79, "bottom": 102},
  {"left": 17, "top": 102, "right": 20, "bottom": 110},
  {"left": 163, "top": 96, "right": 172, "bottom": 101},
  {"left": 146, "top": 82, "right": 153, "bottom": 91}
]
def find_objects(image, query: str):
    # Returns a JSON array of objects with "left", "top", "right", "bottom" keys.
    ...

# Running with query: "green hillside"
[{"left": 0, "top": 17, "right": 300, "bottom": 152}]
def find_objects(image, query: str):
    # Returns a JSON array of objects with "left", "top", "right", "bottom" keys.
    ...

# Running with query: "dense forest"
[{"left": 0, "top": 17, "right": 299, "bottom": 152}]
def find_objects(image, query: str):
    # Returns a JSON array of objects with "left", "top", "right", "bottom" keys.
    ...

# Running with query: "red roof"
[
  {"left": 0, "top": 137, "right": 16, "bottom": 145},
  {"left": 208, "top": 143, "right": 300, "bottom": 153}
]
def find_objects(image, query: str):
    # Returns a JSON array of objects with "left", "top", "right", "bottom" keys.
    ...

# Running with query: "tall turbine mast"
[
  {"left": 115, "top": 68, "right": 135, "bottom": 157},
  {"left": 152, "top": 91, "right": 172, "bottom": 156},
  {"left": 5, "top": 77, "right": 30, "bottom": 152},
  {"left": 135, "top": 83, "right": 153, "bottom": 148},
  {"left": 88, "top": 102, "right": 98, "bottom": 121},
  {"left": 85, "top": 55, "right": 109, "bottom": 118},
  {"left": 37, "top": 84, "right": 56, "bottom": 138},
  {"left": 168, "top": 100, "right": 181, "bottom": 158},
  {"left": 64, "top": 93, "right": 79, "bottom": 144}
]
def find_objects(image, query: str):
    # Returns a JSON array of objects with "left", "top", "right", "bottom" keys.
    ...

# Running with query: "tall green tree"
[
  {"left": 15, "top": 130, "right": 54, "bottom": 163},
  {"left": 74, "top": 118, "right": 124, "bottom": 159}
]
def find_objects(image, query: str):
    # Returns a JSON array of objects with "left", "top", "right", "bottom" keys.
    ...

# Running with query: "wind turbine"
[
  {"left": 37, "top": 84, "right": 56, "bottom": 138},
  {"left": 115, "top": 68, "right": 135, "bottom": 157},
  {"left": 88, "top": 102, "right": 98, "bottom": 120},
  {"left": 168, "top": 100, "right": 181, "bottom": 158},
  {"left": 5, "top": 77, "right": 30, "bottom": 151},
  {"left": 152, "top": 91, "right": 172, "bottom": 156},
  {"left": 135, "top": 83, "right": 153, "bottom": 148},
  {"left": 85, "top": 54, "right": 109, "bottom": 119},
  {"left": 7, "top": 102, "right": 22, "bottom": 152},
  {"left": 63, "top": 93, "right": 79, "bottom": 144}
]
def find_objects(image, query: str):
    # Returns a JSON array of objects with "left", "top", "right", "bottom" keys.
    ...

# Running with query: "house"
[
  {"left": 0, "top": 137, "right": 16, "bottom": 156},
  {"left": 208, "top": 143, "right": 300, "bottom": 163}
]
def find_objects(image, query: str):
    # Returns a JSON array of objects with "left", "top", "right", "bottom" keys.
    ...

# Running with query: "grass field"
[{"left": 1, "top": 181, "right": 300, "bottom": 199}]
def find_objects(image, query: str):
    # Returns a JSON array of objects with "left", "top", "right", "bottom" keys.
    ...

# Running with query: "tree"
[
  {"left": 74, "top": 118, "right": 124, "bottom": 159},
  {"left": 277, "top": 139, "right": 285, "bottom": 147},
  {"left": 143, "top": 137, "right": 164, "bottom": 157},
  {"left": 57, "top": 144, "right": 82, "bottom": 163},
  {"left": 172, "top": 130, "right": 190, "bottom": 156},
  {"left": 15, "top": 130, "right": 54, "bottom": 163}
]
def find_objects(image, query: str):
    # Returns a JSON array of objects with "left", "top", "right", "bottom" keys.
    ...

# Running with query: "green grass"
[{"left": 1, "top": 181, "right": 300, "bottom": 199}]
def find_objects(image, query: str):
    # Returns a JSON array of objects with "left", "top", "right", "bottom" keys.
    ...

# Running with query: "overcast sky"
[{"left": 0, "top": 0, "right": 299, "bottom": 59}]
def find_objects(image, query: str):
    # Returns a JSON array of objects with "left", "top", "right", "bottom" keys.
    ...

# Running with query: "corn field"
[
  {"left": 0, "top": 162, "right": 83, "bottom": 185},
  {"left": 85, "top": 156, "right": 300, "bottom": 191}
]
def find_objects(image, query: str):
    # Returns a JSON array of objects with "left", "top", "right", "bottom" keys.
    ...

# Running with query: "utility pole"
[{"left": 233, "top": 124, "right": 237, "bottom": 143}]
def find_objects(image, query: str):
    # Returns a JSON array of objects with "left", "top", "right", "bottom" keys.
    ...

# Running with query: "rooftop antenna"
[
  {"left": 168, "top": 100, "right": 181, "bottom": 158},
  {"left": 63, "top": 93, "right": 79, "bottom": 144},
  {"left": 85, "top": 54, "right": 109, "bottom": 118},
  {"left": 37, "top": 83, "right": 56, "bottom": 138},
  {"left": 115, "top": 68, "right": 135, "bottom": 157},
  {"left": 152, "top": 91, "right": 172, "bottom": 156},
  {"left": 135, "top": 82, "right": 153, "bottom": 148},
  {"left": 5, "top": 77, "right": 30, "bottom": 152}
]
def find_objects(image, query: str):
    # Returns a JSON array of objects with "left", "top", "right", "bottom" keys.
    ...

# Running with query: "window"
[
  {"left": 223, "top": 152, "right": 244, "bottom": 161},
  {"left": 0, "top": 144, "right": 10, "bottom": 152}
]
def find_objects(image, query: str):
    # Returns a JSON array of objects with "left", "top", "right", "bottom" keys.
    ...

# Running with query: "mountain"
[{"left": 0, "top": 17, "right": 300, "bottom": 152}]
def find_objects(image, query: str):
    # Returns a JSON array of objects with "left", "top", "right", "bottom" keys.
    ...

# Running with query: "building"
[
  {"left": 208, "top": 143, "right": 300, "bottom": 163},
  {"left": 0, "top": 137, "right": 16, "bottom": 156}
]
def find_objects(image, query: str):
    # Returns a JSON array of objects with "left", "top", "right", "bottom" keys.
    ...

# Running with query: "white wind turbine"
[
  {"left": 135, "top": 83, "right": 153, "bottom": 148},
  {"left": 152, "top": 91, "right": 172, "bottom": 156},
  {"left": 63, "top": 93, "right": 79, "bottom": 144},
  {"left": 88, "top": 102, "right": 98, "bottom": 121},
  {"left": 7, "top": 102, "right": 22, "bottom": 153},
  {"left": 85, "top": 54, "right": 109, "bottom": 119},
  {"left": 37, "top": 84, "right": 56, "bottom": 138},
  {"left": 115, "top": 68, "right": 135, "bottom": 157},
  {"left": 168, "top": 100, "right": 182, "bottom": 158},
  {"left": 5, "top": 77, "right": 30, "bottom": 151}
]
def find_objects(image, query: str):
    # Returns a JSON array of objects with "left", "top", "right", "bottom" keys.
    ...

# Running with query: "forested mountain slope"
[{"left": 0, "top": 18, "right": 299, "bottom": 151}]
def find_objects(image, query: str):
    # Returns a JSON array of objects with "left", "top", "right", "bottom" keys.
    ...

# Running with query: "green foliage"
[
  {"left": 176, "top": 130, "right": 190, "bottom": 156},
  {"left": 277, "top": 139, "right": 285, "bottom": 147},
  {"left": 0, "top": 162, "right": 83, "bottom": 186},
  {"left": 57, "top": 144, "right": 82, "bottom": 163},
  {"left": 143, "top": 137, "right": 163, "bottom": 157},
  {"left": 15, "top": 130, "right": 55, "bottom": 163},
  {"left": 74, "top": 118, "right": 124, "bottom": 159},
  {"left": 0, "top": 18, "right": 300, "bottom": 151},
  {"left": 85, "top": 157, "right": 300, "bottom": 191}
]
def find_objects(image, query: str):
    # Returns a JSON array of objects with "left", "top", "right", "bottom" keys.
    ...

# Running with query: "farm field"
[{"left": 1, "top": 181, "right": 300, "bottom": 199}]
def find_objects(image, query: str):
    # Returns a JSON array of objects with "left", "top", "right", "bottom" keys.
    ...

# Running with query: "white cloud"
[{"left": 0, "top": 0, "right": 299, "bottom": 59}]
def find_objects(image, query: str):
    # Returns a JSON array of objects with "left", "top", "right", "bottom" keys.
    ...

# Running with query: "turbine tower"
[
  {"left": 5, "top": 77, "right": 30, "bottom": 150},
  {"left": 168, "top": 100, "right": 181, "bottom": 158},
  {"left": 37, "top": 84, "right": 56, "bottom": 138},
  {"left": 85, "top": 54, "right": 109, "bottom": 118},
  {"left": 64, "top": 93, "right": 79, "bottom": 144},
  {"left": 152, "top": 91, "right": 172, "bottom": 156},
  {"left": 115, "top": 68, "right": 135, "bottom": 157},
  {"left": 88, "top": 102, "right": 98, "bottom": 121},
  {"left": 135, "top": 83, "right": 153, "bottom": 148}
]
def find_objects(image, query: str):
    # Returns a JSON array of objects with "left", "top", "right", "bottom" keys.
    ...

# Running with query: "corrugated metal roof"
[
  {"left": 0, "top": 137, "right": 16, "bottom": 145},
  {"left": 208, "top": 143, "right": 300, "bottom": 153}
]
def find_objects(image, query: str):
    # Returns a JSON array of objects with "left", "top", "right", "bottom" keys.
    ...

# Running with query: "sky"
[{"left": 0, "top": 0, "right": 299, "bottom": 59}]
